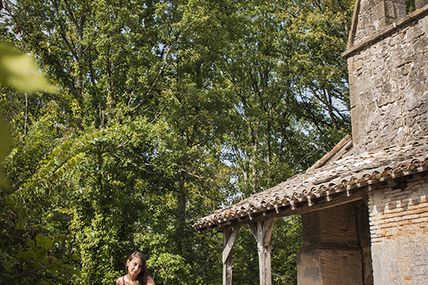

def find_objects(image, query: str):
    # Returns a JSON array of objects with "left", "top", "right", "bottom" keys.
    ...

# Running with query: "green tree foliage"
[
  {"left": 0, "top": 42, "right": 59, "bottom": 284},
  {"left": 221, "top": 0, "right": 352, "bottom": 199},
  {"left": 0, "top": 0, "right": 353, "bottom": 284}
]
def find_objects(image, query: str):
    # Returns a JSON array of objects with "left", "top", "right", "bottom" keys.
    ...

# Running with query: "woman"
[{"left": 116, "top": 251, "right": 155, "bottom": 285}]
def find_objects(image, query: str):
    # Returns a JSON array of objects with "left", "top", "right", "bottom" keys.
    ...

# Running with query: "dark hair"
[{"left": 125, "top": 251, "right": 149, "bottom": 284}]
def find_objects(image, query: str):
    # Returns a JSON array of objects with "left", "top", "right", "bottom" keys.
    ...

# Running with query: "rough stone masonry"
[{"left": 345, "top": 1, "right": 428, "bottom": 284}]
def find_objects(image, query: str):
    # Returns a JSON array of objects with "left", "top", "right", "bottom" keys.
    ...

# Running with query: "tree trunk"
[{"left": 176, "top": 172, "right": 187, "bottom": 255}]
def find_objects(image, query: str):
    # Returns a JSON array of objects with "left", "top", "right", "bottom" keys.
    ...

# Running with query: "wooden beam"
[
  {"left": 222, "top": 225, "right": 240, "bottom": 285},
  {"left": 250, "top": 219, "right": 275, "bottom": 285},
  {"left": 295, "top": 190, "right": 365, "bottom": 215},
  {"left": 227, "top": 189, "right": 367, "bottom": 227},
  {"left": 209, "top": 189, "right": 367, "bottom": 233}
]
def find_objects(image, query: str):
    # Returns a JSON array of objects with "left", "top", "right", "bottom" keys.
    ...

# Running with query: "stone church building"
[{"left": 194, "top": 1, "right": 428, "bottom": 284}]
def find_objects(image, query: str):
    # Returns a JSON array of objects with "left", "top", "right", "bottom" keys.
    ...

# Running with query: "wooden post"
[
  {"left": 250, "top": 219, "right": 275, "bottom": 285},
  {"left": 222, "top": 225, "right": 240, "bottom": 285}
]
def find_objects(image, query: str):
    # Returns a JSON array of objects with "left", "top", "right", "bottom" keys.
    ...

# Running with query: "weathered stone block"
[
  {"left": 415, "top": 0, "right": 428, "bottom": 9},
  {"left": 384, "top": 0, "right": 407, "bottom": 19},
  {"left": 299, "top": 202, "right": 372, "bottom": 285},
  {"left": 368, "top": 179, "right": 428, "bottom": 285},
  {"left": 372, "top": 2, "right": 386, "bottom": 22},
  {"left": 349, "top": 13, "right": 428, "bottom": 152},
  {"left": 297, "top": 248, "right": 363, "bottom": 285},
  {"left": 371, "top": 236, "right": 428, "bottom": 285}
]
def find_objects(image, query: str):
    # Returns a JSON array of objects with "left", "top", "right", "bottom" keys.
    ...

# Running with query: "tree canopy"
[{"left": 0, "top": 0, "right": 353, "bottom": 284}]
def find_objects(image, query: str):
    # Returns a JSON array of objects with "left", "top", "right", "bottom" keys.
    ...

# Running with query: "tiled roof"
[{"left": 194, "top": 136, "right": 428, "bottom": 231}]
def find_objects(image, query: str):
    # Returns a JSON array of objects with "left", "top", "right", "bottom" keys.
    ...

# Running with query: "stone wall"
[
  {"left": 348, "top": 12, "right": 428, "bottom": 152},
  {"left": 368, "top": 177, "right": 428, "bottom": 285},
  {"left": 416, "top": 0, "right": 428, "bottom": 9},
  {"left": 354, "top": 0, "right": 407, "bottom": 45},
  {"left": 297, "top": 202, "right": 373, "bottom": 285}
]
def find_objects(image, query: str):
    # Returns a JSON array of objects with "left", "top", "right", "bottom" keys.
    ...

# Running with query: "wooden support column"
[
  {"left": 250, "top": 219, "right": 275, "bottom": 285},
  {"left": 222, "top": 225, "right": 240, "bottom": 285}
]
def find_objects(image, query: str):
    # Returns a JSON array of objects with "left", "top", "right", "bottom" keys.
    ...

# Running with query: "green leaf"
[
  {"left": 0, "top": 44, "right": 57, "bottom": 93},
  {"left": 35, "top": 233, "right": 53, "bottom": 251}
]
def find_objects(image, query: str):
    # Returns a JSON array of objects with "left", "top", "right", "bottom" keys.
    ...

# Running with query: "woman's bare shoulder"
[
  {"left": 146, "top": 276, "right": 155, "bottom": 285},
  {"left": 116, "top": 276, "right": 124, "bottom": 285}
]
